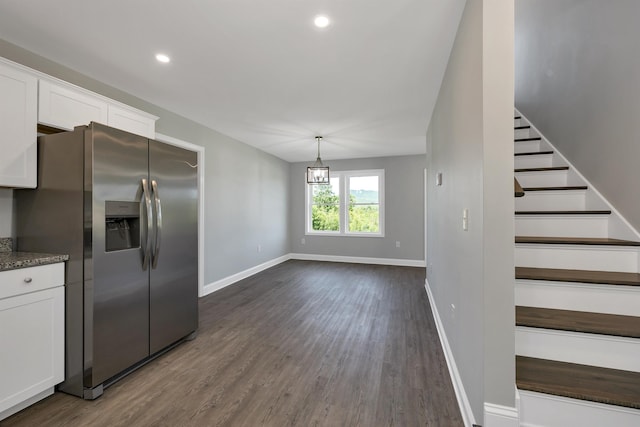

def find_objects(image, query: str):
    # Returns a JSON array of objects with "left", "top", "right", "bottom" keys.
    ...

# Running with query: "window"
[{"left": 306, "top": 169, "right": 384, "bottom": 237}]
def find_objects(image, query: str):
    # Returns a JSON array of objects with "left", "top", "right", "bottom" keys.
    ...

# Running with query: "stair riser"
[
  {"left": 515, "top": 216, "right": 609, "bottom": 238},
  {"left": 516, "top": 327, "right": 640, "bottom": 372},
  {"left": 515, "top": 140, "right": 541, "bottom": 153},
  {"left": 515, "top": 170, "right": 568, "bottom": 187},
  {"left": 518, "top": 390, "right": 640, "bottom": 427},
  {"left": 514, "top": 118, "right": 522, "bottom": 127},
  {"left": 515, "top": 245, "right": 639, "bottom": 273},
  {"left": 514, "top": 154, "right": 553, "bottom": 169},
  {"left": 515, "top": 128, "right": 531, "bottom": 139},
  {"left": 515, "top": 191, "right": 587, "bottom": 211},
  {"left": 515, "top": 215, "right": 608, "bottom": 238},
  {"left": 516, "top": 280, "right": 640, "bottom": 317}
]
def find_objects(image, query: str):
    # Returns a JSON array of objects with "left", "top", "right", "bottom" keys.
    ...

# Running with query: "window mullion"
[{"left": 341, "top": 174, "right": 347, "bottom": 234}]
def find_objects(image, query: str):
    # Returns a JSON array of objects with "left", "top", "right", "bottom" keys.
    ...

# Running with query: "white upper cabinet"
[
  {"left": 38, "top": 79, "right": 108, "bottom": 130},
  {"left": 38, "top": 78, "right": 157, "bottom": 138},
  {"left": 108, "top": 104, "right": 157, "bottom": 139},
  {"left": 0, "top": 61, "right": 37, "bottom": 188}
]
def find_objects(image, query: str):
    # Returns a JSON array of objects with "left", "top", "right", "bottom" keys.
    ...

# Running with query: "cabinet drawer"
[{"left": 0, "top": 263, "right": 64, "bottom": 300}]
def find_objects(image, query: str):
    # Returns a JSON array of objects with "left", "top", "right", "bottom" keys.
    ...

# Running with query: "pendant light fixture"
[{"left": 306, "top": 136, "right": 330, "bottom": 184}]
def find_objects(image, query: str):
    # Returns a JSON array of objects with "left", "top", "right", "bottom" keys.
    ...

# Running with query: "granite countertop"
[{"left": 0, "top": 238, "right": 69, "bottom": 272}]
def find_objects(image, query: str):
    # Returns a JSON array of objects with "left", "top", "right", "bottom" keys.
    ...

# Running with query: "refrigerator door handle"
[
  {"left": 151, "top": 179, "right": 162, "bottom": 269},
  {"left": 141, "top": 178, "right": 153, "bottom": 270}
]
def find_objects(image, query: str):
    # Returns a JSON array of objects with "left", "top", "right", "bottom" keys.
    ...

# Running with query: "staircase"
[{"left": 513, "top": 113, "right": 640, "bottom": 426}]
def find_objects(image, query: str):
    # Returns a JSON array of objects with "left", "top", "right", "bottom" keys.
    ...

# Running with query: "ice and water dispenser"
[{"left": 105, "top": 201, "right": 141, "bottom": 252}]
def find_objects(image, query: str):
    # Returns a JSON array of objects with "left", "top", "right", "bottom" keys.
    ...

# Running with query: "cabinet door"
[
  {"left": 0, "top": 62, "right": 37, "bottom": 188},
  {"left": 108, "top": 104, "right": 156, "bottom": 138},
  {"left": 0, "top": 286, "right": 64, "bottom": 414},
  {"left": 38, "top": 79, "right": 108, "bottom": 131}
]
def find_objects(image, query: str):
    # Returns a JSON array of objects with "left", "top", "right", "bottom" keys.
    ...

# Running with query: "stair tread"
[
  {"left": 514, "top": 125, "right": 531, "bottom": 130},
  {"left": 514, "top": 178, "right": 525, "bottom": 198},
  {"left": 516, "top": 306, "right": 640, "bottom": 338},
  {"left": 514, "top": 150, "right": 553, "bottom": 156},
  {"left": 515, "top": 166, "right": 569, "bottom": 172},
  {"left": 515, "top": 266, "right": 640, "bottom": 286},
  {"left": 516, "top": 356, "right": 640, "bottom": 409},
  {"left": 515, "top": 236, "right": 640, "bottom": 246},
  {"left": 515, "top": 137, "right": 542, "bottom": 142},
  {"left": 521, "top": 186, "right": 587, "bottom": 191},
  {"left": 515, "top": 210, "right": 611, "bottom": 215}
]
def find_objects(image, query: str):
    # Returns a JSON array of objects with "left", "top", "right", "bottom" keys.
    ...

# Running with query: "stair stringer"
[{"left": 515, "top": 109, "right": 640, "bottom": 242}]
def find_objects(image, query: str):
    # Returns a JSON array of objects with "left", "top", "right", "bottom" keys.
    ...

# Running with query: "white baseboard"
[
  {"left": 291, "top": 253, "right": 426, "bottom": 267},
  {"left": 202, "top": 253, "right": 425, "bottom": 298},
  {"left": 484, "top": 402, "right": 519, "bottom": 427},
  {"left": 202, "top": 255, "right": 291, "bottom": 296},
  {"left": 424, "top": 279, "right": 476, "bottom": 427}
]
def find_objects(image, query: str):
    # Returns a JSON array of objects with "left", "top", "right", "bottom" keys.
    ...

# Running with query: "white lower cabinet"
[{"left": 0, "top": 263, "right": 65, "bottom": 421}]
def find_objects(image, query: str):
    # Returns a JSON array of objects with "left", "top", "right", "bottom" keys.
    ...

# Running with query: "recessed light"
[
  {"left": 314, "top": 15, "right": 330, "bottom": 28},
  {"left": 155, "top": 53, "right": 170, "bottom": 63}
]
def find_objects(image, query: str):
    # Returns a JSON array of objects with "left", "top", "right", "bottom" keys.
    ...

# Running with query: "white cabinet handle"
[{"left": 24, "top": 277, "right": 33, "bottom": 283}]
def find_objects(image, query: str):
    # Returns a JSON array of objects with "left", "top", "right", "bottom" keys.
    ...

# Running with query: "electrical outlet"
[
  {"left": 462, "top": 209, "right": 469, "bottom": 231},
  {"left": 301, "top": 238, "right": 306, "bottom": 245},
  {"left": 396, "top": 241, "right": 400, "bottom": 248},
  {"left": 257, "top": 244, "right": 261, "bottom": 253},
  {"left": 435, "top": 172, "right": 443, "bottom": 186},
  {"left": 450, "top": 303, "right": 456, "bottom": 319}
]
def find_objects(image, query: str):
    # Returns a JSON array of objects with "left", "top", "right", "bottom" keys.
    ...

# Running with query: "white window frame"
[{"left": 305, "top": 169, "right": 385, "bottom": 237}]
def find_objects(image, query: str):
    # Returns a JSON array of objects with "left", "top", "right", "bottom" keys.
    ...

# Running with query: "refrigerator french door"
[{"left": 16, "top": 122, "right": 198, "bottom": 399}]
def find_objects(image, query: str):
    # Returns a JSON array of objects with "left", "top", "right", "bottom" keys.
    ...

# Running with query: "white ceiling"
[{"left": 0, "top": 0, "right": 465, "bottom": 162}]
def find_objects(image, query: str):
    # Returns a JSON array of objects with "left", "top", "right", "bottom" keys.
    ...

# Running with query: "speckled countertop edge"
[
  {"left": 0, "top": 238, "right": 68, "bottom": 271},
  {"left": 0, "top": 237, "right": 12, "bottom": 252},
  {"left": 0, "top": 252, "right": 69, "bottom": 271}
]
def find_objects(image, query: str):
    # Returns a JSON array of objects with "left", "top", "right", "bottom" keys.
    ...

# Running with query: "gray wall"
[
  {"left": 0, "top": 39, "right": 291, "bottom": 284},
  {"left": 427, "top": 0, "right": 514, "bottom": 421},
  {"left": 290, "top": 155, "right": 425, "bottom": 262},
  {"left": 516, "top": 0, "right": 640, "bottom": 232},
  {"left": 0, "top": 189, "right": 13, "bottom": 237}
]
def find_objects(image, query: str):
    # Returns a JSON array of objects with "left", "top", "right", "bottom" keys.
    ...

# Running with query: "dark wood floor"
[{"left": 3, "top": 260, "right": 462, "bottom": 427}]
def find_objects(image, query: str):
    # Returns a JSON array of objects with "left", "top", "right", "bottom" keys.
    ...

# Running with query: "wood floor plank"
[
  {"left": 515, "top": 210, "right": 611, "bottom": 215},
  {"left": 515, "top": 266, "right": 640, "bottom": 286},
  {"left": 521, "top": 186, "right": 587, "bottom": 191},
  {"left": 515, "top": 236, "right": 640, "bottom": 246},
  {"left": 516, "top": 306, "right": 640, "bottom": 338},
  {"left": 516, "top": 356, "right": 640, "bottom": 409},
  {"left": 3, "top": 260, "right": 462, "bottom": 427}
]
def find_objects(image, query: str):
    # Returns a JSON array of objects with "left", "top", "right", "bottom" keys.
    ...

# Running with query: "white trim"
[
  {"left": 291, "top": 253, "right": 425, "bottom": 267},
  {"left": 202, "top": 255, "right": 291, "bottom": 297},
  {"left": 155, "top": 132, "right": 206, "bottom": 297},
  {"left": 424, "top": 278, "right": 476, "bottom": 427},
  {"left": 516, "top": 326, "right": 640, "bottom": 372},
  {"left": 305, "top": 169, "right": 385, "bottom": 237},
  {"left": 518, "top": 389, "right": 640, "bottom": 427},
  {"left": 484, "top": 402, "right": 519, "bottom": 427},
  {"left": 201, "top": 254, "right": 425, "bottom": 298},
  {"left": 424, "top": 168, "right": 428, "bottom": 266}
]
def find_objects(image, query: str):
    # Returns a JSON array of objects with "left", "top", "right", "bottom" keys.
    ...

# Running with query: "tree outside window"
[{"left": 306, "top": 170, "right": 384, "bottom": 236}]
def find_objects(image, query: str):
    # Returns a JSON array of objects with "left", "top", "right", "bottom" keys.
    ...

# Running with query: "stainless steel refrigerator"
[{"left": 16, "top": 122, "right": 198, "bottom": 399}]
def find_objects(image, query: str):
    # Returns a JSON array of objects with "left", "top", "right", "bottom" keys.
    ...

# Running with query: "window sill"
[{"left": 305, "top": 231, "right": 385, "bottom": 238}]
